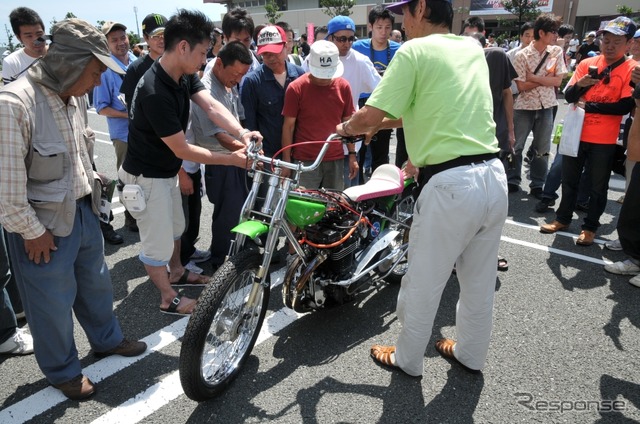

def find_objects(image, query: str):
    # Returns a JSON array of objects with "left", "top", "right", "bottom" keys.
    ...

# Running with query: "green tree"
[
  {"left": 502, "top": 0, "right": 542, "bottom": 26},
  {"left": 4, "top": 24, "right": 18, "bottom": 52},
  {"left": 616, "top": 5, "right": 634, "bottom": 17},
  {"left": 265, "top": 0, "right": 283, "bottom": 24},
  {"left": 128, "top": 32, "right": 141, "bottom": 46},
  {"left": 320, "top": 0, "right": 356, "bottom": 17}
]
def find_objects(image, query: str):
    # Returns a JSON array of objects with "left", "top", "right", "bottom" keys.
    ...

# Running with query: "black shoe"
[
  {"left": 529, "top": 188, "right": 544, "bottom": 200},
  {"left": 535, "top": 197, "right": 556, "bottom": 213},
  {"left": 508, "top": 184, "right": 520, "bottom": 193},
  {"left": 575, "top": 202, "right": 589, "bottom": 212},
  {"left": 101, "top": 225, "right": 124, "bottom": 245}
]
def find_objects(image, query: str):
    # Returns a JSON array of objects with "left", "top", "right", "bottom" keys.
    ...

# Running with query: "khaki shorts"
[{"left": 117, "top": 169, "right": 184, "bottom": 265}]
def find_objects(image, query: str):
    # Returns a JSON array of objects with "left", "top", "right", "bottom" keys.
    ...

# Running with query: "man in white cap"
[
  {"left": 0, "top": 18, "right": 147, "bottom": 400},
  {"left": 282, "top": 40, "right": 356, "bottom": 189},
  {"left": 575, "top": 30, "right": 599, "bottom": 64}
]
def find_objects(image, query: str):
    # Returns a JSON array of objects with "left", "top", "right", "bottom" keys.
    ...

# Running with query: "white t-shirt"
[
  {"left": 569, "top": 38, "right": 579, "bottom": 53},
  {"left": 2, "top": 48, "right": 38, "bottom": 85}
]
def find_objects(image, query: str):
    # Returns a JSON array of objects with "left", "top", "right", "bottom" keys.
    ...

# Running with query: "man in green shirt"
[{"left": 336, "top": 0, "right": 508, "bottom": 377}]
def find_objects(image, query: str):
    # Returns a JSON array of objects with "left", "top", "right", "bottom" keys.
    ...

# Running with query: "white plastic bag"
[{"left": 558, "top": 104, "right": 584, "bottom": 157}]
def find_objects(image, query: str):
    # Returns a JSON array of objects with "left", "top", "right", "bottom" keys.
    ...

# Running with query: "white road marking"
[
  {"left": 0, "top": 214, "right": 621, "bottom": 422},
  {"left": 0, "top": 318, "right": 189, "bottom": 424},
  {"left": 89, "top": 310, "right": 304, "bottom": 424}
]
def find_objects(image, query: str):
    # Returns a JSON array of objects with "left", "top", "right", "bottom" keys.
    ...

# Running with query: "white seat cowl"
[{"left": 343, "top": 164, "right": 405, "bottom": 202}]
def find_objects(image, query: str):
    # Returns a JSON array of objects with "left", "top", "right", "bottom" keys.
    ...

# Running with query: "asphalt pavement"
[{"left": 0, "top": 104, "right": 639, "bottom": 423}]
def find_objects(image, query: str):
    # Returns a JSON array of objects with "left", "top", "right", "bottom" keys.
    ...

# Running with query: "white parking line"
[
  {"left": 91, "top": 306, "right": 303, "bottom": 424},
  {"left": 0, "top": 318, "right": 189, "bottom": 424},
  {"left": 0, "top": 217, "right": 618, "bottom": 423}
]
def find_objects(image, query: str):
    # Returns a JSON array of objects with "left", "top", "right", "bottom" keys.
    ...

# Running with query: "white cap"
[{"left": 307, "top": 40, "right": 343, "bottom": 79}]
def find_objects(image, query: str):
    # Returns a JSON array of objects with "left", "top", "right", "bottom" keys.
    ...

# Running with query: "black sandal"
[
  {"left": 497, "top": 256, "right": 508, "bottom": 272},
  {"left": 159, "top": 293, "right": 196, "bottom": 316}
]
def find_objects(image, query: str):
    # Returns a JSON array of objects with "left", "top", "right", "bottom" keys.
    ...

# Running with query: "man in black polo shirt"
[{"left": 119, "top": 9, "right": 262, "bottom": 316}]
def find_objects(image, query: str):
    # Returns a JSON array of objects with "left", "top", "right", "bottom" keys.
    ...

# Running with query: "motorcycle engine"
[{"left": 304, "top": 207, "right": 360, "bottom": 279}]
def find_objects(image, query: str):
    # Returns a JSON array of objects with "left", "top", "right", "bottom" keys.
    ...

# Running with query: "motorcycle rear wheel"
[
  {"left": 179, "top": 249, "right": 269, "bottom": 401},
  {"left": 383, "top": 186, "right": 415, "bottom": 284}
]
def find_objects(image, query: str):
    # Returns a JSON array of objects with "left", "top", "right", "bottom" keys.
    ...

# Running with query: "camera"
[{"left": 588, "top": 66, "right": 599, "bottom": 79}]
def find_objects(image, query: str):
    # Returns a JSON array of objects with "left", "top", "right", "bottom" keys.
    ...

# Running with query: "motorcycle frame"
[{"left": 230, "top": 136, "right": 412, "bottom": 306}]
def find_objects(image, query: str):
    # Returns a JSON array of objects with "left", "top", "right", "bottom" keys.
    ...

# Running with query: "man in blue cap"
[
  {"left": 323, "top": 15, "right": 380, "bottom": 186},
  {"left": 337, "top": 0, "right": 507, "bottom": 377}
]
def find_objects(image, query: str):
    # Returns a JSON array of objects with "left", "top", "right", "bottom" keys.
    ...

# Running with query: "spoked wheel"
[
  {"left": 179, "top": 249, "right": 269, "bottom": 401},
  {"left": 382, "top": 186, "right": 415, "bottom": 284}
]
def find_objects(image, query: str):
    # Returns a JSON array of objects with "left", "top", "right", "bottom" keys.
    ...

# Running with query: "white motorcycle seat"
[{"left": 343, "top": 164, "right": 405, "bottom": 202}]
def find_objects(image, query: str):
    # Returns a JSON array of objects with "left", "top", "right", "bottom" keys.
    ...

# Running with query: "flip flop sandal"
[
  {"left": 434, "top": 338, "right": 481, "bottom": 374},
  {"left": 159, "top": 293, "right": 196, "bottom": 316},
  {"left": 370, "top": 345, "right": 398, "bottom": 369},
  {"left": 170, "top": 270, "right": 210, "bottom": 287},
  {"left": 497, "top": 256, "right": 508, "bottom": 272}
]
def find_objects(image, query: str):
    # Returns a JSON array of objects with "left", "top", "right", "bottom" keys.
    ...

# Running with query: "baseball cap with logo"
[
  {"left": 385, "top": 0, "right": 451, "bottom": 15},
  {"left": 596, "top": 16, "right": 637, "bottom": 38},
  {"left": 307, "top": 40, "right": 344, "bottom": 79},
  {"left": 257, "top": 25, "right": 286, "bottom": 55},
  {"left": 142, "top": 13, "right": 168, "bottom": 37},
  {"left": 102, "top": 21, "right": 127, "bottom": 36},
  {"left": 327, "top": 16, "right": 356, "bottom": 36}
]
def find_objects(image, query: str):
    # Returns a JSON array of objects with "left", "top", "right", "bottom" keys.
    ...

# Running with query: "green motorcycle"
[{"left": 179, "top": 134, "right": 415, "bottom": 401}]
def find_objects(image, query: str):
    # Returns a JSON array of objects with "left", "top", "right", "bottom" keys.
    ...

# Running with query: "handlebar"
[{"left": 247, "top": 133, "right": 363, "bottom": 174}]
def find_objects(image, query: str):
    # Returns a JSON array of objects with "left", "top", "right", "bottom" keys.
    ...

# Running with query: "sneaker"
[
  {"left": 0, "top": 328, "right": 34, "bottom": 355},
  {"left": 630, "top": 274, "right": 640, "bottom": 288},
  {"left": 535, "top": 197, "right": 556, "bottom": 213},
  {"left": 53, "top": 375, "right": 95, "bottom": 400},
  {"left": 189, "top": 249, "right": 211, "bottom": 263},
  {"left": 185, "top": 261, "right": 203, "bottom": 274},
  {"left": 605, "top": 239, "right": 623, "bottom": 251},
  {"left": 604, "top": 259, "right": 640, "bottom": 275},
  {"left": 94, "top": 338, "right": 147, "bottom": 358}
]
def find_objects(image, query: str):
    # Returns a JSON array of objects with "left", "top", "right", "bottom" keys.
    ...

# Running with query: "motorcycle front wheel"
[{"left": 179, "top": 249, "right": 269, "bottom": 401}]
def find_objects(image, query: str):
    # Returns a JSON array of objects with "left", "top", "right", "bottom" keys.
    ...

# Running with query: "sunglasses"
[{"left": 333, "top": 36, "right": 356, "bottom": 43}]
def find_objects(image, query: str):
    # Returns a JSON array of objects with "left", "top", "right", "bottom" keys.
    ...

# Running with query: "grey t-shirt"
[{"left": 191, "top": 59, "right": 245, "bottom": 153}]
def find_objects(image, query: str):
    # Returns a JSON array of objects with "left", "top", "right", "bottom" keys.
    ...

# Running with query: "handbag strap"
[{"left": 533, "top": 51, "right": 550, "bottom": 75}]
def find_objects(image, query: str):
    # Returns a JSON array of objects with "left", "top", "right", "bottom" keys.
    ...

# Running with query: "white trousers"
[{"left": 395, "top": 158, "right": 508, "bottom": 376}]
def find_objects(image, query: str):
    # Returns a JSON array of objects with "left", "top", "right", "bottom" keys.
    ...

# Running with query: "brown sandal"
[
  {"left": 370, "top": 345, "right": 397, "bottom": 368},
  {"left": 434, "top": 338, "right": 481, "bottom": 374}
]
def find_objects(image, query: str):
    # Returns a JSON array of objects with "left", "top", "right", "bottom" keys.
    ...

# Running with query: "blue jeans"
[
  {"left": 6, "top": 198, "right": 123, "bottom": 384},
  {"left": 541, "top": 148, "right": 590, "bottom": 204},
  {"left": 508, "top": 108, "right": 554, "bottom": 189},
  {"left": 0, "top": 225, "right": 17, "bottom": 344},
  {"left": 555, "top": 142, "right": 617, "bottom": 232}
]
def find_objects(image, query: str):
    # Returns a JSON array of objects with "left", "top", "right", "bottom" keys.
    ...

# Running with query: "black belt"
[{"left": 418, "top": 153, "right": 498, "bottom": 186}]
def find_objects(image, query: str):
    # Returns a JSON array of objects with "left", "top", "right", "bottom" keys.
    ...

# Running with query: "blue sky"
[{"left": 0, "top": 0, "right": 228, "bottom": 45}]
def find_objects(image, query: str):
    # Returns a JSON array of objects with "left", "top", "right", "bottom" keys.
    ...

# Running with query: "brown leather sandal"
[
  {"left": 434, "top": 338, "right": 481, "bottom": 374},
  {"left": 370, "top": 345, "right": 397, "bottom": 368}
]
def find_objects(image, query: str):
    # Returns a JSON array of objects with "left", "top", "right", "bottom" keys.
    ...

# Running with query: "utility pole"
[{"left": 133, "top": 6, "right": 140, "bottom": 38}]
